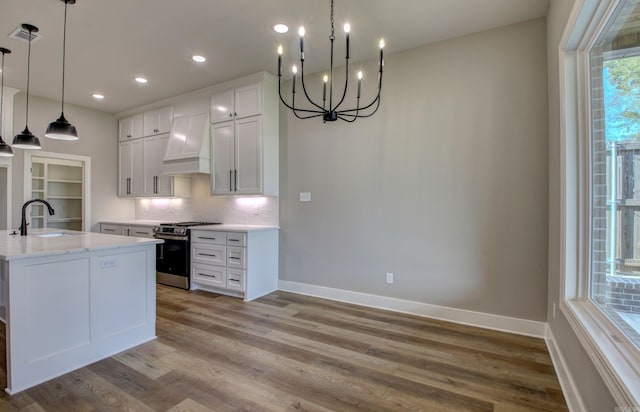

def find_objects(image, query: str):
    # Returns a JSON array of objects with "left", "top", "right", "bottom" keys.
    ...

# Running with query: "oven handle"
[{"left": 154, "top": 234, "right": 189, "bottom": 241}]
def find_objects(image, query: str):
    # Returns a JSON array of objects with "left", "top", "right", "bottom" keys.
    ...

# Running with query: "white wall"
[
  {"left": 0, "top": 167, "right": 7, "bottom": 229},
  {"left": 11, "top": 93, "right": 134, "bottom": 231},
  {"left": 280, "top": 18, "right": 549, "bottom": 321},
  {"left": 546, "top": 0, "right": 616, "bottom": 409}
]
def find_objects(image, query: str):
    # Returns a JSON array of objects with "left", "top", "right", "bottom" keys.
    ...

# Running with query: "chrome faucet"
[{"left": 20, "top": 199, "right": 55, "bottom": 236}]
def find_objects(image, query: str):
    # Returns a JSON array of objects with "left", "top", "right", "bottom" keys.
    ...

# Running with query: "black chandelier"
[{"left": 277, "top": 0, "right": 384, "bottom": 123}]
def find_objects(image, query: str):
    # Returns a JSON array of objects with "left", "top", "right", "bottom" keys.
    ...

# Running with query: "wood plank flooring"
[{"left": 0, "top": 286, "right": 568, "bottom": 411}]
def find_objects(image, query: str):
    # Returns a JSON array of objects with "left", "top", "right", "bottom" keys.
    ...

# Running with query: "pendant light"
[
  {"left": 12, "top": 24, "right": 41, "bottom": 150},
  {"left": 46, "top": 0, "right": 78, "bottom": 140},
  {"left": 0, "top": 47, "right": 14, "bottom": 157}
]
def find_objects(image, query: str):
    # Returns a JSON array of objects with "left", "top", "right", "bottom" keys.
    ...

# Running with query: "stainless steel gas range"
[{"left": 153, "top": 221, "right": 221, "bottom": 289}]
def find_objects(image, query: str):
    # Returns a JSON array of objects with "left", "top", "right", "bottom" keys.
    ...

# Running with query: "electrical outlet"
[
  {"left": 299, "top": 192, "right": 311, "bottom": 202},
  {"left": 553, "top": 302, "right": 556, "bottom": 319},
  {"left": 386, "top": 272, "right": 394, "bottom": 284}
]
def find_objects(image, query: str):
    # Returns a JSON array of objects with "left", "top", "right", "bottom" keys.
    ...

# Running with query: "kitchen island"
[{"left": 0, "top": 229, "right": 161, "bottom": 394}]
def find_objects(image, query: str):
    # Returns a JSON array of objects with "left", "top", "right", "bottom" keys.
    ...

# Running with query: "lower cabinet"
[
  {"left": 190, "top": 229, "right": 277, "bottom": 301},
  {"left": 100, "top": 223, "right": 154, "bottom": 238}
]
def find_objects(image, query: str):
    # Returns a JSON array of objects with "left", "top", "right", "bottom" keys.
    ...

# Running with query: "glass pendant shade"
[
  {"left": 46, "top": 0, "right": 78, "bottom": 141},
  {"left": 0, "top": 46, "right": 13, "bottom": 157},
  {"left": 12, "top": 23, "right": 41, "bottom": 150}
]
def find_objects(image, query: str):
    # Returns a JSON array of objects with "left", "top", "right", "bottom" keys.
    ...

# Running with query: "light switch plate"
[{"left": 299, "top": 192, "right": 311, "bottom": 202}]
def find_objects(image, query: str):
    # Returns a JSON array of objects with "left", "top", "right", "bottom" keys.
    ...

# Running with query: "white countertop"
[
  {"left": 0, "top": 229, "right": 161, "bottom": 261},
  {"left": 99, "top": 220, "right": 279, "bottom": 232},
  {"left": 194, "top": 224, "right": 279, "bottom": 232}
]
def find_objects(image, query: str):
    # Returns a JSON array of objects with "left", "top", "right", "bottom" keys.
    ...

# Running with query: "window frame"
[{"left": 560, "top": 0, "right": 640, "bottom": 405}]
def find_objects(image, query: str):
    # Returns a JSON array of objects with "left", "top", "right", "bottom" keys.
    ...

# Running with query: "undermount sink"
[{"left": 36, "top": 233, "right": 65, "bottom": 238}]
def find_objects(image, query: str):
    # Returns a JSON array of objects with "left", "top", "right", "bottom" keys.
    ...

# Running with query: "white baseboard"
[
  {"left": 545, "top": 325, "right": 586, "bottom": 412},
  {"left": 277, "top": 280, "right": 546, "bottom": 338}
]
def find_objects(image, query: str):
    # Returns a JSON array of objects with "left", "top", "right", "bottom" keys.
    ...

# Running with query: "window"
[{"left": 561, "top": 0, "right": 640, "bottom": 406}]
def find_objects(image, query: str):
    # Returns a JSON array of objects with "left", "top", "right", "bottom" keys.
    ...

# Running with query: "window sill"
[{"left": 561, "top": 299, "right": 640, "bottom": 406}]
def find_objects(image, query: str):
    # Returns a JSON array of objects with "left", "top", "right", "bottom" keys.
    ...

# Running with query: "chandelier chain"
[{"left": 330, "top": 0, "right": 335, "bottom": 39}]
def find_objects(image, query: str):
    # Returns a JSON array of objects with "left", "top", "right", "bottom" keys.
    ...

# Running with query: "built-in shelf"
[{"left": 30, "top": 157, "right": 84, "bottom": 231}]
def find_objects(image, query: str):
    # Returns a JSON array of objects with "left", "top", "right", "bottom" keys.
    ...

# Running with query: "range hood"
[{"left": 163, "top": 112, "right": 210, "bottom": 175}]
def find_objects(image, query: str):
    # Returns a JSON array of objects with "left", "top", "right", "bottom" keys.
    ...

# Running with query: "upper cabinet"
[
  {"left": 117, "top": 105, "right": 191, "bottom": 198},
  {"left": 143, "top": 106, "right": 173, "bottom": 136},
  {"left": 118, "top": 114, "right": 143, "bottom": 141},
  {"left": 210, "top": 74, "right": 278, "bottom": 196},
  {"left": 211, "top": 82, "right": 262, "bottom": 124}
]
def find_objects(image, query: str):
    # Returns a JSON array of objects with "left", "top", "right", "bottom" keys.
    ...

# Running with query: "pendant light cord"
[
  {"left": 61, "top": 0, "right": 67, "bottom": 114},
  {"left": 0, "top": 52, "right": 5, "bottom": 134},
  {"left": 25, "top": 28, "right": 32, "bottom": 127}
]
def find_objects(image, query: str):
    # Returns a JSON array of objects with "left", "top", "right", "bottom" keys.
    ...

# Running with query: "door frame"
[
  {"left": 0, "top": 158, "right": 11, "bottom": 230},
  {"left": 23, "top": 151, "right": 91, "bottom": 231}
]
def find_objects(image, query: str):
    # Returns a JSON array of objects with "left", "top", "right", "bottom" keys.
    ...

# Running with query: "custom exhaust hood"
[{"left": 163, "top": 111, "right": 210, "bottom": 175}]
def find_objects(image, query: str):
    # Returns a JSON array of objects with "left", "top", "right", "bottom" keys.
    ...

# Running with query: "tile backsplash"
[{"left": 134, "top": 174, "right": 279, "bottom": 225}]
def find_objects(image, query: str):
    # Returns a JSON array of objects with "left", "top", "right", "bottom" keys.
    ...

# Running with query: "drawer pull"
[
  {"left": 229, "top": 257, "right": 240, "bottom": 260},
  {"left": 199, "top": 272, "right": 217, "bottom": 279},
  {"left": 198, "top": 237, "right": 218, "bottom": 240},
  {"left": 199, "top": 253, "right": 218, "bottom": 257},
  {"left": 134, "top": 231, "right": 147, "bottom": 235},
  {"left": 229, "top": 279, "right": 240, "bottom": 283},
  {"left": 104, "top": 229, "right": 115, "bottom": 232},
  {"left": 228, "top": 239, "right": 240, "bottom": 242}
]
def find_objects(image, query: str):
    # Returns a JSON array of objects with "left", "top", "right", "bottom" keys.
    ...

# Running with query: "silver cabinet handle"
[
  {"left": 198, "top": 236, "right": 219, "bottom": 240},
  {"left": 229, "top": 169, "right": 233, "bottom": 191},
  {"left": 229, "top": 257, "right": 240, "bottom": 261},
  {"left": 228, "top": 239, "right": 239, "bottom": 242},
  {"left": 199, "top": 253, "right": 218, "bottom": 257},
  {"left": 127, "top": 177, "right": 131, "bottom": 195},
  {"left": 234, "top": 169, "right": 238, "bottom": 192}
]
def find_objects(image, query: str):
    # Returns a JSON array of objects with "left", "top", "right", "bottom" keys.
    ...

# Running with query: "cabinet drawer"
[
  {"left": 192, "top": 263, "right": 226, "bottom": 288},
  {"left": 129, "top": 226, "right": 154, "bottom": 238},
  {"left": 227, "top": 268, "right": 245, "bottom": 291},
  {"left": 226, "top": 232, "right": 246, "bottom": 246},
  {"left": 192, "top": 243, "right": 226, "bottom": 265},
  {"left": 101, "top": 224, "right": 124, "bottom": 235},
  {"left": 227, "top": 246, "right": 246, "bottom": 269},
  {"left": 191, "top": 230, "right": 226, "bottom": 245}
]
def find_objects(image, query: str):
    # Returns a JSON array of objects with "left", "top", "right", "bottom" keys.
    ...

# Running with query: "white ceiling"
[{"left": 0, "top": 0, "right": 549, "bottom": 114}]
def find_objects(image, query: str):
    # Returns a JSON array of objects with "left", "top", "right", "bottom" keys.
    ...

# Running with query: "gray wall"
[
  {"left": 11, "top": 94, "right": 134, "bottom": 231},
  {"left": 280, "top": 18, "right": 549, "bottom": 321},
  {"left": 0, "top": 167, "right": 7, "bottom": 229},
  {"left": 546, "top": 0, "right": 616, "bottom": 409}
]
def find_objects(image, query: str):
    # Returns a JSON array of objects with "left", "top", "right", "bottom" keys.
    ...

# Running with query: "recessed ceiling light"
[
  {"left": 92, "top": 93, "right": 104, "bottom": 100},
  {"left": 135, "top": 76, "right": 148, "bottom": 84},
  {"left": 192, "top": 55, "right": 206, "bottom": 63},
  {"left": 274, "top": 24, "right": 289, "bottom": 34}
]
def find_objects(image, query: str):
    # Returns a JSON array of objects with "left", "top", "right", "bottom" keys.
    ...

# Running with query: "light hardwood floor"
[{"left": 0, "top": 286, "right": 567, "bottom": 411}]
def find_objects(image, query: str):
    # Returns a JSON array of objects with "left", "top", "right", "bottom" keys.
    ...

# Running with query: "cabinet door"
[
  {"left": 120, "top": 140, "right": 143, "bottom": 195},
  {"left": 211, "top": 90, "right": 235, "bottom": 123},
  {"left": 101, "top": 224, "right": 124, "bottom": 235},
  {"left": 119, "top": 114, "right": 143, "bottom": 141},
  {"left": 211, "top": 122, "right": 235, "bottom": 194},
  {"left": 144, "top": 106, "right": 173, "bottom": 136},
  {"left": 143, "top": 134, "right": 172, "bottom": 196},
  {"left": 120, "top": 139, "right": 145, "bottom": 196},
  {"left": 235, "top": 82, "right": 262, "bottom": 119},
  {"left": 235, "top": 116, "right": 262, "bottom": 194}
]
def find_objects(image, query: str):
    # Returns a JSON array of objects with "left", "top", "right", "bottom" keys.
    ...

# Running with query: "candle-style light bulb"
[
  {"left": 357, "top": 71, "right": 363, "bottom": 80},
  {"left": 292, "top": 65, "right": 298, "bottom": 75},
  {"left": 323, "top": 74, "right": 328, "bottom": 102},
  {"left": 277, "top": 45, "right": 283, "bottom": 55},
  {"left": 299, "top": 26, "right": 305, "bottom": 58},
  {"left": 379, "top": 39, "right": 385, "bottom": 73},
  {"left": 277, "top": 45, "right": 283, "bottom": 76},
  {"left": 344, "top": 23, "right": 351, "bottom": 59},
  {"left": 357, "top": 71, "right": 363, "bottom": 98},
  {"left": 379, "top": 39, "right": 385, "bottom": 49},
  {"left": 292, "top": 65, "right": 297, "bottom": 94}
]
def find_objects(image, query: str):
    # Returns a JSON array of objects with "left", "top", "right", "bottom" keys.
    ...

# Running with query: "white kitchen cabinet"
[
  {"left": 211, "top": 117, "right": 262, "bottom": 195},
  {"left": 210, "top": 74, "right": 278, "bottom": 196},
  {"left": 143, "top": 134, "right": 172, "bottom": 196},
  {"left": 118, "top": 138, "right": 144, "bottom": 197},
  {"left": 100, "top": 223, "right": 154, "bottom": 238},
  {"left": 143, "top": 106, "right": 173, "bottom": 136},
  {"left": 211, "top": 82, "right": 261, "bottom": 124},
  {"left": 190, "top": 228, "right": 278, "bottom": 301},
  {"left": 119, "top": 134, "right": 191, "bottom": 198},
  {"left": 119, "top": 114, "right": 143, "bottom": 141}
]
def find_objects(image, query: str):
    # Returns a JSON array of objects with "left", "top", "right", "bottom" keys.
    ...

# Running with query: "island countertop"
[{"left": 0, "top": 228, "right": 162, "bottom": 261}]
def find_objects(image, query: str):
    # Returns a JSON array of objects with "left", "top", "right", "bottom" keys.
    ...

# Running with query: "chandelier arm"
[
  {"left": 340, "top": 96, "right": 381, "bottom": 119},
  {"left": 335, "top": 71, "right": 383, "bottom": 113},
  {"left": 299, "top": 61, "right": 325, "bottom": 111},
  {"left": 293, "top": 112, "right": 325, "bottom": 120},
  {"left": 278, "top": 77, "right": 324, "bottom": 114},
  {"left": 331, "top": 58, "right": 350, "bottom": 112}
]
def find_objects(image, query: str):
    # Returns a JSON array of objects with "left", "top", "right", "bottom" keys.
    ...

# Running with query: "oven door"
[{"left": 155, "top": 235, "right": 190, "bottom": 289}]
